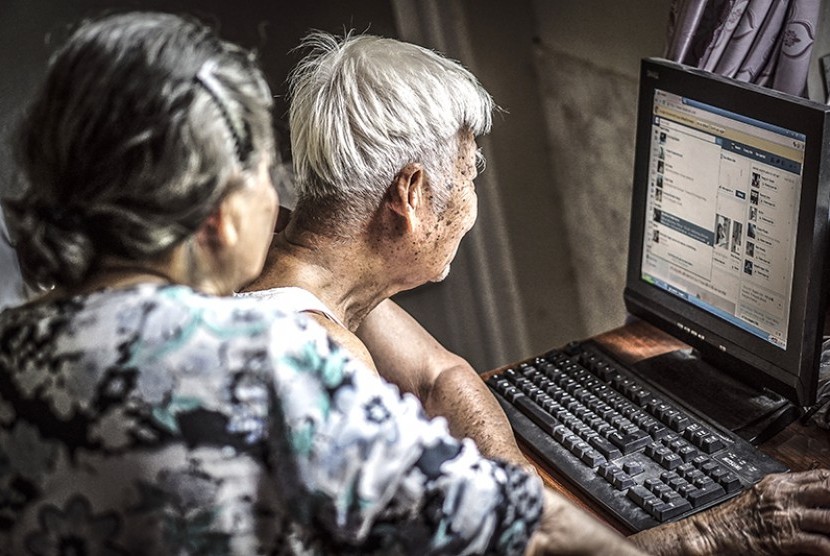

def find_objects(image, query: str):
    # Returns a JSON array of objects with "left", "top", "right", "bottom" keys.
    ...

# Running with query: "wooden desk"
[{"left": 485, "top": 319, "right": 830, "bottom": 534}]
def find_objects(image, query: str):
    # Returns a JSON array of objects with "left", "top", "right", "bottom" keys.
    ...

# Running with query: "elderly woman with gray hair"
[
  {"left": 0, "top": 10, "right": 649, "bottom": 556},
  {"left": 246, "top": 30, "right": 830, "bottom": 556}
]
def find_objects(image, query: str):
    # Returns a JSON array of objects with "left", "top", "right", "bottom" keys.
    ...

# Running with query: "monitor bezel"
[{"left": 625, "top": 58, "right": 830, "bottom": 407}]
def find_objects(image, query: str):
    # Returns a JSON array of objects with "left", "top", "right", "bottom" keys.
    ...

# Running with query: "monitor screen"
[
  {"left": 626, "top": 58, "right": 830, "bottom": 406},
  {"left": 642, "top": 89, "right": 805, "bottom": 350}
]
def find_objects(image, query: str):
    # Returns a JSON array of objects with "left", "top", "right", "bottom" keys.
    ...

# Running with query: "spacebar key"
[{"left": 515, "top": 396, "right": 561, "bottom": 434}]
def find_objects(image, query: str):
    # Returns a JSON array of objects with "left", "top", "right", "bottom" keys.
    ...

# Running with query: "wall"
[
  {"left": 463, "top": 1, "right": 589, "bottom": 357},
  {"left": 529, "top": 1, "right": 672, "bottom": 337}
]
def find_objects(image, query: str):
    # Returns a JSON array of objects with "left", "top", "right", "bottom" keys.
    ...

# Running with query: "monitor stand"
[{"left": 629, "top": 348, "right": 799, "bottom": 445}]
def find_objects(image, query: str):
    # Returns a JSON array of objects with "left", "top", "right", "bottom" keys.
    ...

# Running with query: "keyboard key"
[
  {"left": 655, "top": 499, "right": 692, "bottom": 521},
  {"left": 632, "top": 389, "right": 653, "bottom": 405},
  {"left": 572, "top": 441, "right": 591, "bottom": 459},
  {"left": 708, "top": 466, "right": 728, "bottom": 482},
  {"left": 572, "top": 387, "right": 589, "bottom": 400},
  {"left": 486, "top": 376, "right": 509, "bottom": 389},
  {"left": 687, "top": 470, "right": 706, "bottom": 485},
  {"left": 646, "top": 421, "right": 669, "bottom": 439},
  {"left": 719, "top": 473, "right": 742, "bottom": 493},
  {"left": 552, "top": 424, "right": 569, "bottom": 443},
  {"left": 610, "top": 415, "right": 627, "bottom": 428},
  {"left": 611, "top": 472, "right": 636, "bottom": 490},
  {"left": 689, "top": 429, "right": 708, "bottom": 445},
  {"left": 677, "top": 483, "right": 698, "bottom": 498},
  {"left": 597, "top": 462, "right": 618, "bottom": 480},
  {"left": 645, "top": 499, "right": 668, "bottom": 518},
  {"left": 676, "top": 463, "right": 695, "bottom": 478},
  {"left": 609, "top": 430, "right": 651, "bottom": 454},
  {"left": 518, "top": 362, "right": 536, "bottom": 374},
  {"left": 659, "top": 489, "right": 680, "bottom": 503},
  {"left": 686, "top": 481, "right": 726, "bottom": 507},
  {"left": 628, "top": 409, "right": 650, "bottom": 426},
  {"left": 582, "top": 429, "right": 599, "bottom": 442},
  {"left": 678, "top": 445, "right": 699, "bottom": 462},
  {"left": 597, "top": 461, "right": 611, "bottom": 476},
  {"left": 659, "top": 471, "right": 679, "bottom": 483},
  {"left": 651, "top": 401, "right": 672, "bottom": 420},
  {"left": 586, "top": 415, "right": 604, "bottom": 429},
  {"left": 595, "top": 363, "right": 618, "bottom": 381},
  {"left": 588, "top": 435, "right": 622, "bottom": 460},
  {"left": 623, "top": 461, "right": 644, "bottom": 475},
  {"left": 659, "top": 453, "right": 682, "bottom": 470},
  {"left": 643, "top": 477, "right": 662, "bottom": 490},
  {"left": 667, "top": 477, "right": 688, "bottom": 491},
  {"left": 504, "top": 387, "right": 524, "bottom": 403},
  {"left": 670, "top": 412, "right": 691, "bottom": 431},
  {"left": 683, "top": 423, "right": 703, "bottom": 441},
  {"left": 627, "top": 485, "right": 655, "bottom": 507},
  {"left": 575, "top": 425, "right": 593, "bottom": 440},
  {"left": 693, "top": 475, "right": 715, "bottom": 489},
  {"left": 700, "top": 435, "right": 726, "bottom": 454},
  {"left": 581, "top": 449, "right": 606, "bottom": 468},
  {"left": 691, "top": 455, "right": 711, "bottom": 468},
  {"left": 551, "top": 407, "right": 569, "bottom": 420},
  {"left": 563, "top": 435, "right": 581, "bottom": 451},
  {"left": 594, "top": 422, "right": 613, "bottom": 437},
  {"left": 514, "top": 396, "right": 560, "bottom": 434}
]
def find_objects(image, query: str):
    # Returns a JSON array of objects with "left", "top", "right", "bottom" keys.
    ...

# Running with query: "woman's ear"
[{"left": 387, "top": 163, "right": 425, "bottom": 232}]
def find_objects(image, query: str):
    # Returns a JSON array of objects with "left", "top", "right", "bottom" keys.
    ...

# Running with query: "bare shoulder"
[
  {"left": 305, "top": 312, "right": 379, "bottom": 374},
  {"left": 358, "top": 300, "right": 468, "bottom": 370}
]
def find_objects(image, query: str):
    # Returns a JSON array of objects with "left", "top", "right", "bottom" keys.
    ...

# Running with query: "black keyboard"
[{"left": 486, "top": 340, "right": 787, "bottom": 532}]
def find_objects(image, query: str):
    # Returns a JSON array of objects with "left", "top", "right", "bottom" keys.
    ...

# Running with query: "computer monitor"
[{"left": 625, "top": 58, "right": 830, "bottom": 409}]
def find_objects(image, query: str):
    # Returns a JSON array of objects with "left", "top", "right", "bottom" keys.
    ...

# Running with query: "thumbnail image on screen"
[{"left": 641, "top": 90, "right": 805, "bottom": 349}]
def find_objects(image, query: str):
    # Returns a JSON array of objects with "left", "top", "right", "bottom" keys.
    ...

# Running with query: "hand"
[
  {"left": 705, "top": 469, "right": 830, "bottom": 555},
  {"left": 632, "top": 469, "right": 830, "bottom": 555},
  {"left": 526, "top": 489, "right": 647, "bottom": 556}
]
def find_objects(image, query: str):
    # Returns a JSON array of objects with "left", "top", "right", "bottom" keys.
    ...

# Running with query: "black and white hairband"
[{"left": 194, "top": 60, "right": 254, "bottom": 164}]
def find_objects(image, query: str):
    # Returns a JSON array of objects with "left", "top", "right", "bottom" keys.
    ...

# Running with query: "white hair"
[{"left": 288, "top": 31, "right": 494, "bottom": 228}]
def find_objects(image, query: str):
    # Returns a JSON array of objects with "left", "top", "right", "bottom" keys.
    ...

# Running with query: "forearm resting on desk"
[
  {"left": 528, "top": 489, "right": 647, "bottom": 556},
  {"left": 423, "top": 361, "right": 532, "bottom": 469}
]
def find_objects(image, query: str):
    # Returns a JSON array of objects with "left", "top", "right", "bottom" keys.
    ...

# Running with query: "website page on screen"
[{"left": 641, "top": 90, "right": 805, "bottom": 349}]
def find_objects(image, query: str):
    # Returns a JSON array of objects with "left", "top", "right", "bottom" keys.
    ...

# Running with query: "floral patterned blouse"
[{"left": 0, "top": 284, "right": 542, "bottom": 555}]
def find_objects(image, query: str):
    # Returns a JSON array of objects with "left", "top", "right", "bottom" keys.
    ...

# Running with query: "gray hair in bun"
[{"left": 3, "top": 11, "right": 274, "bottom": 290}]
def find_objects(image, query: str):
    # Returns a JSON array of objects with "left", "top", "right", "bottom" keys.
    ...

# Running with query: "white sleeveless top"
[{"left": 236, "top": 286, "right": 346, "bottom": 328}]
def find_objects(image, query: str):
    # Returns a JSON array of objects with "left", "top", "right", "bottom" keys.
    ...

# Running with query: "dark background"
[{"left": 0, "top": 0, "right": 399, "bottom": 196}]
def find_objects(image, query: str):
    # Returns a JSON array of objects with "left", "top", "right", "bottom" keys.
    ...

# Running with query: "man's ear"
[
  {"left": 388, "top": 163, "right": 425, "bottom": 232},
  {"left": 196, "top": 195, "right": 239, "bottom": 251}
]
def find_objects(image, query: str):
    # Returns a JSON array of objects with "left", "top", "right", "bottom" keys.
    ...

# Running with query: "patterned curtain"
[{"left": 665, "top": 0, "right": 822, "bottom": 97}]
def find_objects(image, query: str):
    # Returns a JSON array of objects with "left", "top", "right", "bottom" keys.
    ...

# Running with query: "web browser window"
[{"left": 641, "top": 89, "right": 805, "bottom": 349}]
